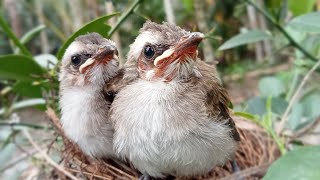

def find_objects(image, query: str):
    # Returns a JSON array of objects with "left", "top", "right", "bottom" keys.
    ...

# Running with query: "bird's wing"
[{"left": 196, "top": 61, "right": 241, "bottom": 141}]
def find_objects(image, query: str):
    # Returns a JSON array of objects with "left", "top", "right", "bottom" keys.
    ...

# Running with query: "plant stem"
[
  {"left": 108, "top": 0, "right": 144, "bottom": 37},
  {"left": 245, "top": 0, "right": 318, "bottom": 62},
  {"left": 0, "top": 16, "right": 32, "bottom": 56},
  {"left": 286, "top": 68, "right": 300, "bottom": 100},
  {"left": 277, "top": 59, "right": 320, "bottom": 135},
  {"left": 0, "top": 122, "right": 50, "bottom": 129},
  {"left": 267, "top": 127, "right": 287, "bottom": 154}
]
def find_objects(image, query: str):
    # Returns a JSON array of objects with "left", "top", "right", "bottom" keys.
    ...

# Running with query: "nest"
[{"left": 47, "top": 108, "right": 280, "bottom": 180}]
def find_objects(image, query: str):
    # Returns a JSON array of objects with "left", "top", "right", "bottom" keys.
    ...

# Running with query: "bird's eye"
[
  {"left": 71, "top": 55, "right": 81, "bottom": 66},
  {"left": 143, "top": 45, "right": 155, "bottom": 59}
]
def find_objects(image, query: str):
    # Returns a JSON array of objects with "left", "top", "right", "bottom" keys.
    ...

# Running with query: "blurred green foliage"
[{"left": 0, "top": 0, "right": 320, "bottom": 179}]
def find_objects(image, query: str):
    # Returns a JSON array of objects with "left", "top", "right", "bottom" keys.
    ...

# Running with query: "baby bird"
[
  {"left": 59, "top": 33, "right": 119, "bottom": 159},
  {"left": 111, "top": 21, "right": 240, "bottom": 179}
]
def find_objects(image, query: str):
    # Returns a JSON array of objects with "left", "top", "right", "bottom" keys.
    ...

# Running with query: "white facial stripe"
[
  {"left": 79, "top": 58, "right": 95, "bottom": 73},
  {"left": 130, "top": 31, "right": 159, "bottom": 60},
  {"left": 63, "top": 41, "right": 85, "bottom": 61},
  {"left": 154, "top": 48, "right": 174, "bottom": 66}
]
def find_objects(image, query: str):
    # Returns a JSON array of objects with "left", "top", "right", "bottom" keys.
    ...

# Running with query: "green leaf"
[
  {"left": 301, "top": 93, "right": 320, "bottom": 119},
  {"left": 0, "top": 16, "right": 32, "bottom": 56},
  {"left": 247, "top": 97, "right": 288, "bottom": 116},
  {"left": 271, "top": 97, "right": 288, "bottom": 115},
  {"left": 265, "top": 0, "right": 287, "bottom": 22},
  {"left": 247, "top": 97, "right": 269, "bottom": 116},
  {"left": 266, "top": 0, "right": 282, "bottom": 10},
  {"left": 264, "top": 146, "right": 320, "bottom": 180},
  {"left": 288, "top": 0, "right": 316, "bottom": 16},
  {"left": 288, "top": 12, "right": 320, "bottom": 33},
  {"left": 288, "top": 92, "right": 320, "bottom": 131},
  {"left": 0, "top": 55, "right": 44, "bottom": 81},
  {"left": 0, "top": 143, "right": 16, "bottom": 168},
  {"left": 12, "top": 81, "right": 42, "bottom": 98},
  {"left": 56, "top": 13, "right": 118, "bottom": 60},
  {"left": 11, "top": 98, "right": 45, "bottom": 110},
  {"left": 218, "top": 30, "right": 272, "bottom": 51},
  {"left": 259, "top": 76, "right": 285, "bottom": 97},
  {"left": 34, "top": 54, "right": 58, "bottom": 69},
  {"left": 20, "top": 24, "right": 46, "bottom": 45},
  {"left": 181, "top": 0, "right": 194, "bottom": 13},
  {"left": 234, "top": 111, "right": 260, "bottom": 123},
  {"left": 0, "top": 98, "right": 46, "bottom": 115},
  {"left": 288, "top": 103, "right": 304, "bottom": 130}
]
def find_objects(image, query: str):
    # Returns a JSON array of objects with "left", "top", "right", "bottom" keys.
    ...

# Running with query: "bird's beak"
[
  {"left": 79, "top": 45, "right": 118, "bottom": 74},
  {"left": 154, "top": 32, "right": 204, "bottom": 68}
]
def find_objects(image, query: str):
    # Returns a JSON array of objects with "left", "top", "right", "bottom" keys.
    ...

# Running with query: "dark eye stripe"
[
  {"left": 70, "top": 53, "right": 92, "bottom": 67},
  {"left": 156, "top": 45, "right": 170, "bottom": 56}
]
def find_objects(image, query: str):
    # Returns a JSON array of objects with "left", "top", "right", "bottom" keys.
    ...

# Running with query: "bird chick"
[
  {"left": 59, "top": 33, "right": 119, "bottom": 159},
  {"left": 111, "top": 21, "right": 240, "bottom": 178}
]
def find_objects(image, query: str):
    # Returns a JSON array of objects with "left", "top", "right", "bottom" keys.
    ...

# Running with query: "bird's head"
[
  {"left": 59, "top": 33, "right": 119, "bottom": 87},
  {"left": 127, "top": 21, "right": 204, "bottom": 82}
]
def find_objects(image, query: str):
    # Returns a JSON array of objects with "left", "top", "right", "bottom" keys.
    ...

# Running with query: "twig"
[
  {"left": 46, "top": 108, "right": 64, "bottom": 134},
  {"left": 11, "top": 129, "right": 32, "bottom": 156},
  {"left": 293, "top": 117, "right": 320, "bottom": 138},
  {"left": 22, "top": 129, "right": 80, "bottom": 180},
  {"left": 223, "top": 62, "right": 291, "bottom": 82},
  {"left": 108, "top": 0, "right": 144, "bottom": 37},
  {"left": 244, "top": 0, "right": 318, "bottom": 62},
  {"left": 0, "top": 148, "right": 37, "bottom": 172},
  {"left": 0, "top": 122, "right": 49, "bottom": 129},
  {"left": 47, "top": 134, "right": 59, "bottom": 154},
  {"left": 218, "top": 163, "right": 271, "bottom": 180},
  {"left": 66, "top": 168, "right": 113, "bottom": 180},
  {"left": 277, "top": 59, "right": 320, "bottom": 135},
  {"left": 102, "top": 160, "right": 136, "bottom": 179}
]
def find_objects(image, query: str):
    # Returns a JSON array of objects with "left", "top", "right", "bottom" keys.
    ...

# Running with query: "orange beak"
[
  {"left": 154, "top": 32, "right": 204, "bottom": 69},
  {"left": 79, "top": 45, "right": 118, "bottom": 74}
]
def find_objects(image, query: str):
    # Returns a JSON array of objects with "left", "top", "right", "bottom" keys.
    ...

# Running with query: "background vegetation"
[{"left": 0, "top": 0, "right": 320, "bottom": 179}]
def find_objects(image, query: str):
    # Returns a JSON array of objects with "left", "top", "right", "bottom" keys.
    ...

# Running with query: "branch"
[
  {"left": 22, "top": 129, "right": 80, "bottom": 180},
  {"left": 163, "top": 0, "right": 175, "bottom": 24},
  {"left": 0, "top": 122, "right": 50, "bottom": 129},
  {"left": 108, "top": 0, "right": 144, "bottom": 37},
  {"left": 292, "top": 116, "right": 320, "bottom": 139},
  {"left": 223, "top": 61, "right": 291, "bottom": 82},
  {"left": 46, "top": 108, "right": 63, "bottom": 134},
  {"left": 0, "top": 148, "right": 37, "bottom": 172},
  {"left": 218, "top": 163, "right": 271, "bottom": 180},
  {"left": 277, "top": 59, "right": 320, "bottom": 135},
  {"left": 244, "top": 0, "right": 318, "bottom": 62},
  {"left": 66, "top": 168, "right": 112, "bottom": 180}
]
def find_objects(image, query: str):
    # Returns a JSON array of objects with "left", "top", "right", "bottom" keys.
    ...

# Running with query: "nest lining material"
[{"left": 47, "top": 108, "right": 280, "bottom": 180}]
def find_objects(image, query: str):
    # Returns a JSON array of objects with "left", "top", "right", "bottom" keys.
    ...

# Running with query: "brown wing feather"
[
  {"left": 196, "top": 61, "right": 240, "bottom": 141},
  {"left": 103, "top": 68, "right": 127, "bottom": 94}
]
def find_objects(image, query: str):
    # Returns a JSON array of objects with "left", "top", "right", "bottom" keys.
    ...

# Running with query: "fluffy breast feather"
[
  {"left": 111, "top": 80, "right": 237, "bottom": 177},
  {"left": 60, "top": 86, "right": 114, "bottom": 158}
]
